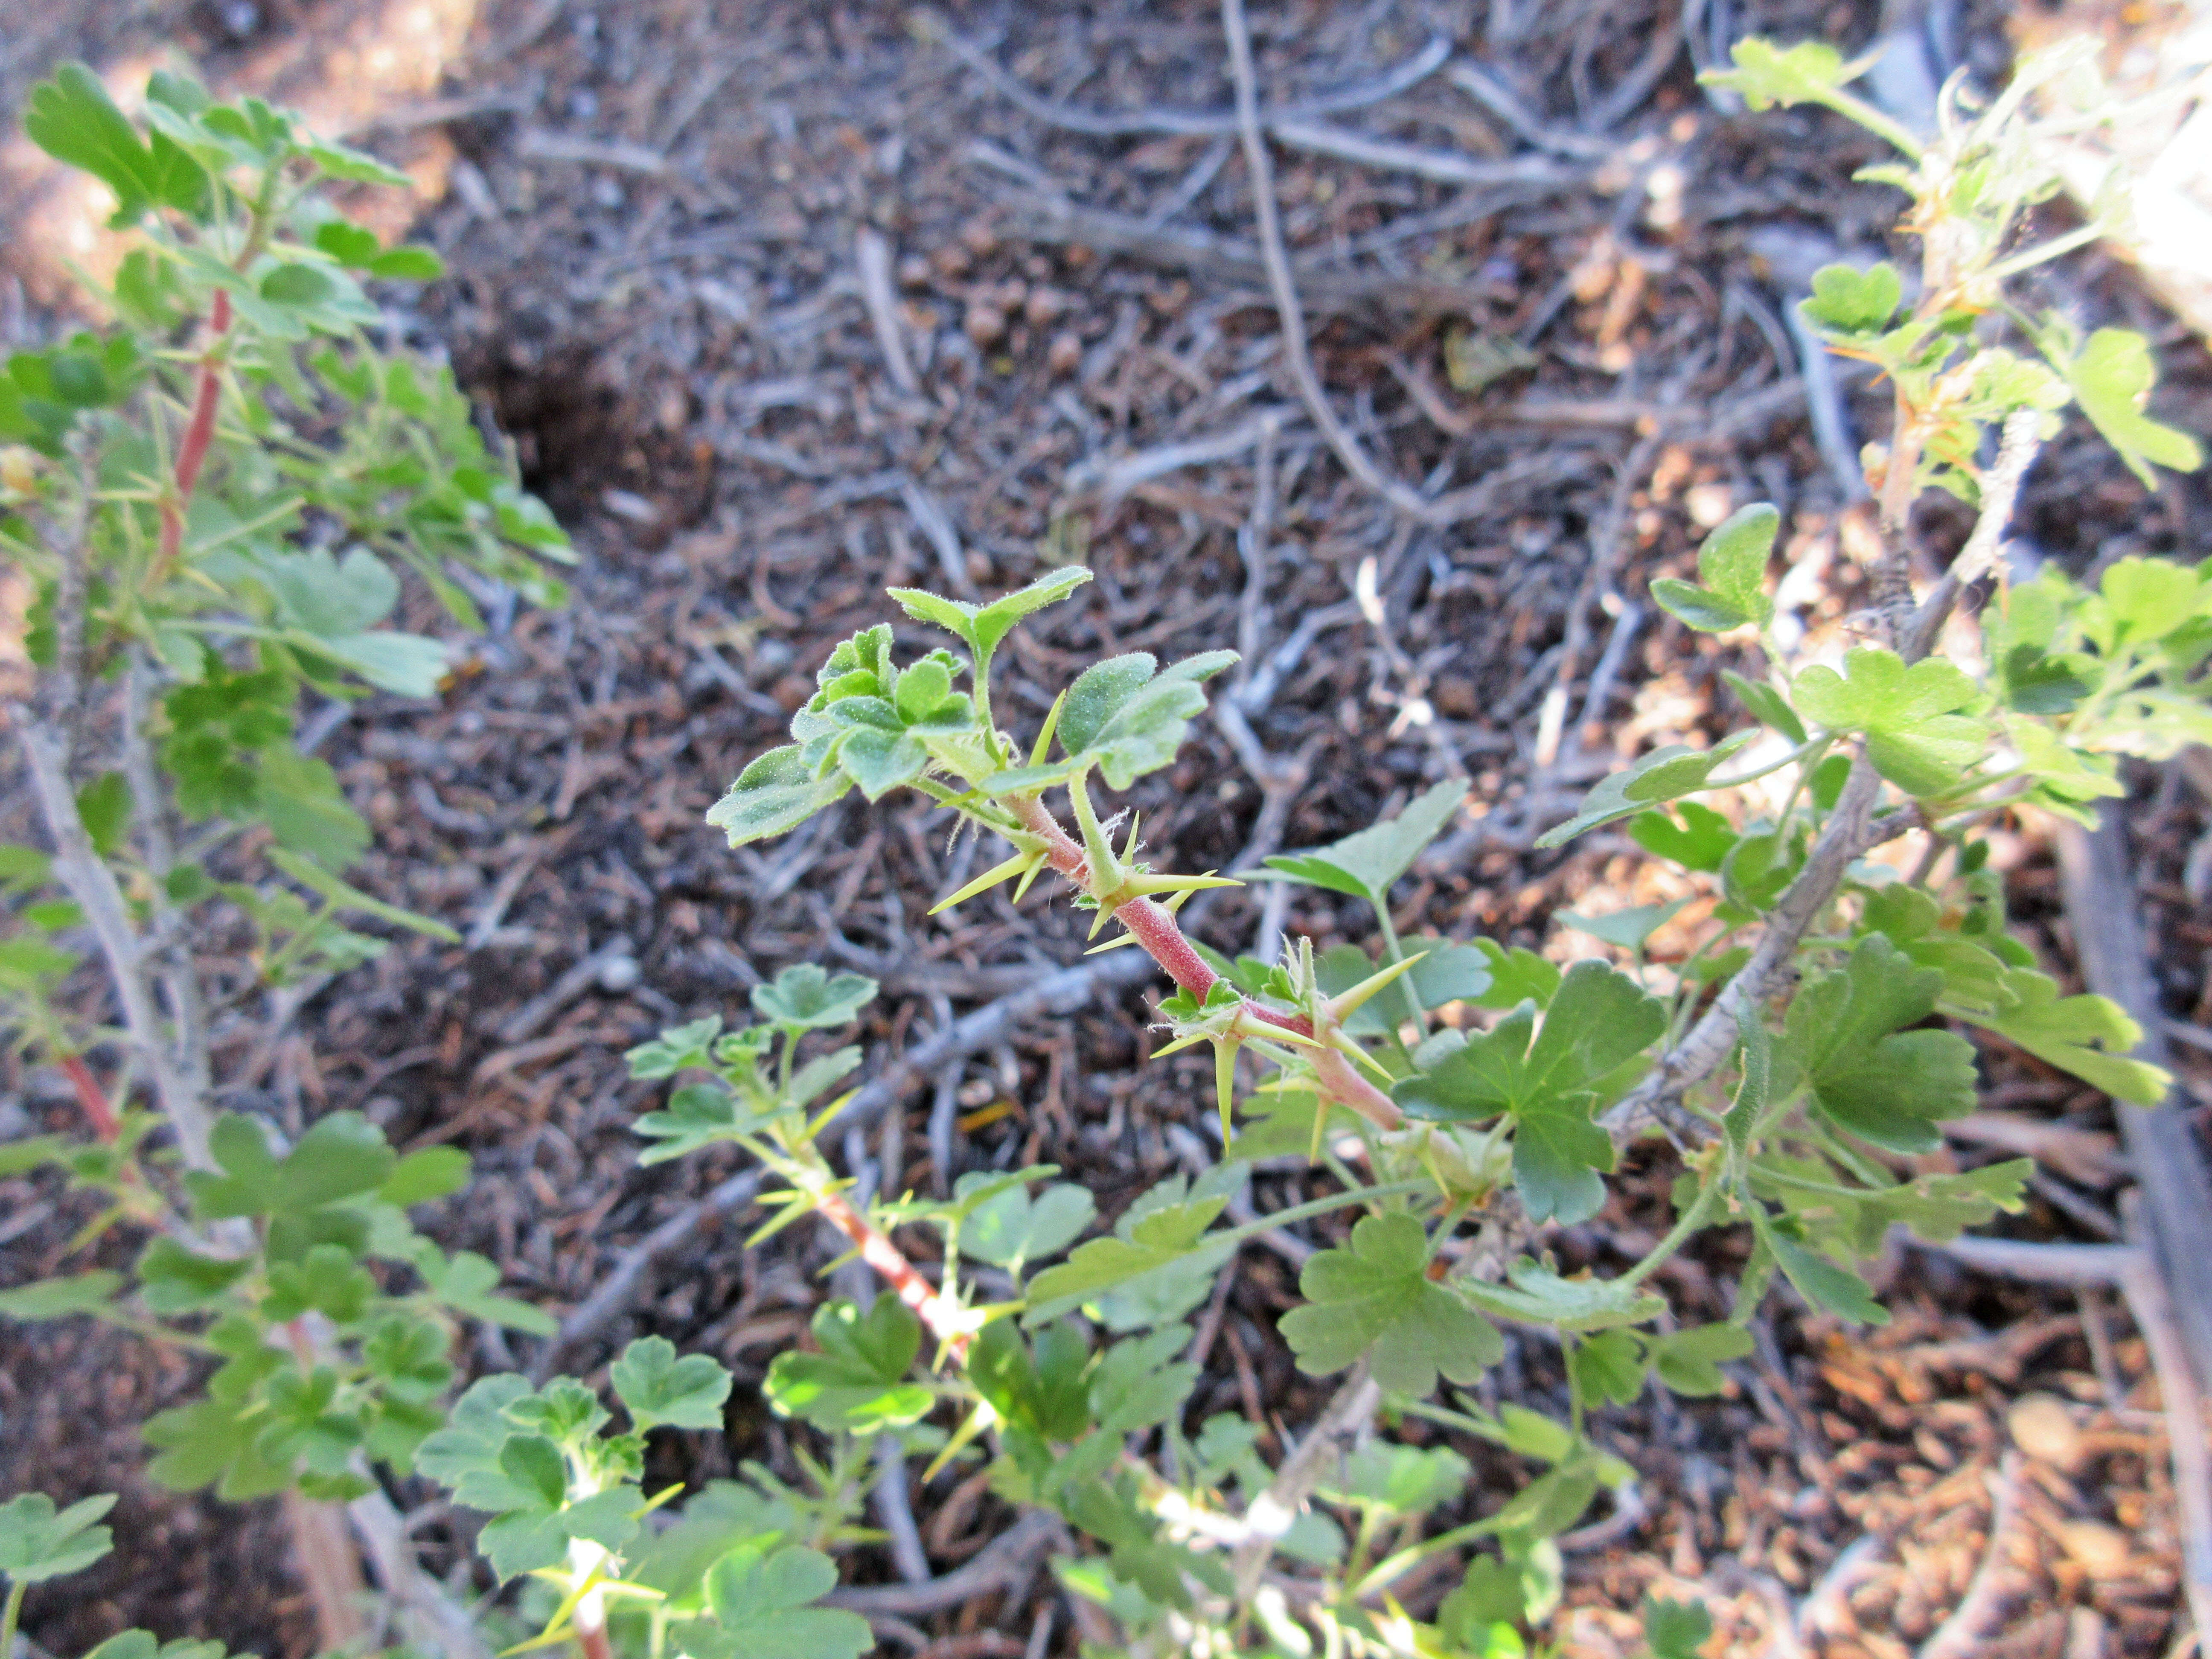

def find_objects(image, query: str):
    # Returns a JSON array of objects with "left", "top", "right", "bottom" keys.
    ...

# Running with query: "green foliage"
[
  {"left": 1279, "top": 1214, "right": 1502, "bottom": 1395},
  {"left": 0, "top": 1492, "right": 116, "bottom": 1585},
  {"left": 1790, "top": 649, "right": 1989, "bottom": 796},
  {"left": 1649, "top": 505, "right": 1778, "bottom": 633},
  {"left": 764, "top": 1300, "right": 932, "bottom": 1433},
  {"left": 1257, "top": 780, "right": 1468, "bottom": 904}
]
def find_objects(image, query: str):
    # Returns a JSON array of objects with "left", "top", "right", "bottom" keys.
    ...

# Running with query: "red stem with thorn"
[{"left": 1005, "top": 793, "right": 1403, "bottom": 1130}]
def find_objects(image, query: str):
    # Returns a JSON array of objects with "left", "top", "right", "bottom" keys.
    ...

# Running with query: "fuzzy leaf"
[
  {"left": 1801, "top": 262, "right": 1902, "bottom": 336},
  {"left": 1976, "top": 971, "right": 2164, "bottom": 1103},
  {"left": 24, "top": 65, "right": 208, "bottom": 224},
  {"left": 1648, "top": 504, "right": 1778, "bottom": 633},
  {"left": 1279, "top": 1214, "right": 1502, "bottom": 1396},
  {"left": 1394, "top": 962, "right": 1663, "bottom": 1223},
  {"left": 959, "top": 1177, "right": 1096, "bottom": 1271},
  {"left": 1054, "top": 649, "right": 1238, "bottom": 789},
  {"left": 707, "top": 746, "right": 851, "bottom": 848},
  {"left": 1648, "top": 1324, "right": 1753, "bottom": 1395},
  {"left": 1024, "top": 1196, "right": 1227, "bottom": 1323}
]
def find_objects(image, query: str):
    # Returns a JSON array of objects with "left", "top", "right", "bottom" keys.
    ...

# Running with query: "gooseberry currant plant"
[
  {"left": 0, "top": 59, "right": 568, "bottom": 1659},
  {"left": 5, "top": 34, "right": 2208, "bottom": 1659}
]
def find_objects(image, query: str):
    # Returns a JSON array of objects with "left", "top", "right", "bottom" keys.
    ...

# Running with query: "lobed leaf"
[{"left": 1279, "top": 1213, "right": 1502, "bottom": 1397}]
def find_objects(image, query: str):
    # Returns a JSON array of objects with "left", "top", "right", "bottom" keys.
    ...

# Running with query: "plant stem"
[
  {"left": 155, "top": 287, "right": 232, "bottom": 581},
  {"left": 1004, "top": 792, "right": 1405, "bottom": 1130},
  {"left": 59, "top": 1052, "right": 119, "bottom": 1141},
  {"left": 3, "top": 1578, "right": 25, "bottom": 1659},
  {"left": 811, "top": 1184, "right": 973, "bottom": 1361},
  {"left": 1616, "top": 1169, "right": 1723, "bottom": 1289}
]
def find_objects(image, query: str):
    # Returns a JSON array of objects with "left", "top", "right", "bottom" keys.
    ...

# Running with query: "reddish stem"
[
  {"left": 815, "top": 1186, "right": 973, "bottom": 1360},
  {"left": 573, "top": 1618, "right": 612, "bottom": 1659},
  {"left": 1005, "top": 794, "right": 1403, "bottom": 1130},
  {"left": 60, "top": 1053, "right": 119, "bottom": 1141},
  {"left": 157, "top": 287, "right": 232, "bottom": 573}
]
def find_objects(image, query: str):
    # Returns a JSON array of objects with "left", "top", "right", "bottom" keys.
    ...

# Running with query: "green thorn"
[
  {"left": 1325, "top": 950, "right": 1429, "bottom": 1022},
  {"left": 1215, "top": 1037, "right": 1240, "bottom": 1146},
  {"left": 1030, "top": 690, "right": 1067, "bottom": 767},
  {"left": 928, "top": 850, "right": 1041, "bottom": 915}
]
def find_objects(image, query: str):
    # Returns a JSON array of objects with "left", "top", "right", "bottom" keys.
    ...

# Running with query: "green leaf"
[
  {"left": 1853, "top": 1160, "right": 2032, "bottom": 1246},
  {"left": 1648, "top": 504, "right": 1779, "bottom": 633},
  {"left": 632, "top": 1084, "right": 776, "bottom": 1165},
  {"left": 366, "top": 245, "right": 444, "bottom": 282},
  {"left": 629, "top": 1481, "right": 798, "bottom": 1599},
  {"left": 1643, "top": 1596, "right": 1716, "bottom": 1659},
  {"left": 627, "top": 1017, "right": 723, "bottom": 1078},
  {"left": 76, "top": 771, "right": 131, "bottom": 857},
  {"left": 0, "top": 1491, "right": 117, "bottom": 1585},
  {"left": 1700, "top": 37, "right": 1855, "bottom": 110},
  {"left": 1535, "top": 732, "right": 1757, "bottom": 847},
  {"left": 888, "top": 566, "right": 1092, "bottom": 658},
  {"left": 0, "top": 1270, "right": 123, "bottom": 1321},
  {"left": 764, "top": 1300, "right": 930, "bottom": 1432},
  {"left": 1024, "top": 1196, "right": 1227, "bottom": 1323},
  {"left": 1756, "top": 1214, "right": 1888, "bottom": 1325},
  {"left": 24, "top": 64, "right": 208, "bottom": 224},
  {"left": 1648, "top": 1324, "right": 1753, "bottom": 1395},
  {"left": 1256, "top": 780, "right": 1468, "bottom": 904},
  {"left": 2058, "top": 328, "right": 2203, "bottom": 488},
  {"left": 416, "top": 1249, "right": 557, "bottom": 1336},
  {"left": 1801, "top": 262, "right": 1902, "bottom": 336},
  {"left": 959, "top": 1176, "right": 1096, "bottom": 1271},
  {"left": 1457, "top": 1262, "right": 1665, "bottom": 1333},
  {"left": 685, "top": 1543, "right": 871, "bottom": 1659},
  {"left": 1629, "top": 802, "right": 1738, "bottom": 872},
  {"left": 1790, "top": 647, "right": 1988, "bottom": 795},
  {"left": 255, "top": 746, "right": 370, "bottom": 868},
  {"left": 262, "top": 1243, "right": 375, "bottom": 1323},
  {"left": 1087, "top": 1324, "right": 1201, "bottom": 1438},
  {"left": 137, "top": 1237, "right": 253, "bottom": 1313},
  {"left": 707, "top": 746, "right": 851, "bottom": 847},
  {"left": 2096, "top": 556, "right": 2207, "bottom": 648},
  {"left": 1974, "top": 970, "right": 2165, "bottom": 1103},
  {"left": 380, "top": 1146, "right": 470, "bottom": 1207},
  {"left": 298, "top": 137, "right": 411, "bottom": 187},
  {"left": 751, "top": 963, "right": 876, "bottom": 1030},
  {"left": 1393, "top": 962, "right": 1664, "bottom": 1223},
  {"left": 1783, "top": 937, "right": 1976, "bottom": 1153},
  {"left": 1723, "top": 670, "right": 1807, "bottom": 743},
  {"left": 1313, "top": 1442, "right": 1472, "bottom": 1518},
  {"left": 612, "top": 1336, "right": 733, "bottom": 1430},
  {"left": 1278, "top": 1213, "right": 1502, "bottom": 1397},
  {"left": 185, "top": 1110, "right": 396, "bottom": 1219},
  {"left": 1053, "top": 649, "right": 1239, "bottom": 789},
  {"left": 1568, "top": 1330, "right": 1647, "bottom": 1408},
  {"left": 1557, "top": 899, "right": 1687, "bottom": 951}
]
